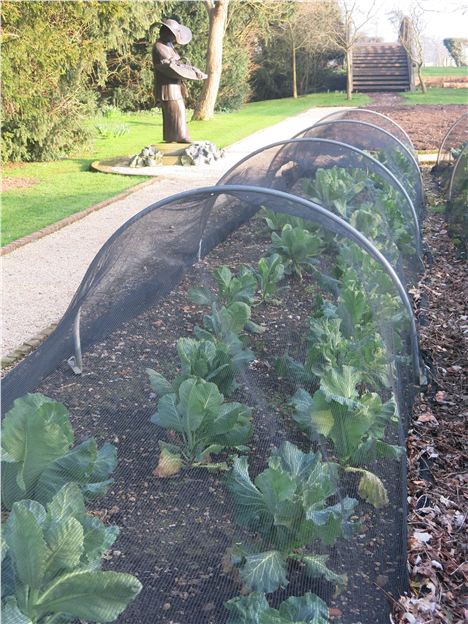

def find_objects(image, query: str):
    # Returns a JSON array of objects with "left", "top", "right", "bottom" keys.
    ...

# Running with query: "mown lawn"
[
  {"left": 2, "top": 92, "right": 370, "bottom": 246},
  {"left": 401, "top": 87, "right": 468, "bottom": 105},
  {"left": 422, "top": 66, "right": 468, "bottom": 77}
]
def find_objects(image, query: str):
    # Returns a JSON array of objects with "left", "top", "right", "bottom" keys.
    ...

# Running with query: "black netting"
[
  {"left": 314, "top": 109, "right": 416, "bottom": 154},
  {"left": 436, "top": 111, "right": 468, "bottom": 168},
  {"left": 218, "top": 138, "right": 422, "bottom": 287},
  {"left": 2, "top": 186, "right": 421, "bottom": 624},
  {"left": 447, "top": 145, "right": 468, "bottom": 255},
  {"left": 293, "top": 119, "right": 424, "bottom": 216}
]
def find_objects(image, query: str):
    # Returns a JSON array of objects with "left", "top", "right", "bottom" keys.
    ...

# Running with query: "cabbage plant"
[
  {"left": 269, "top": 225, "right": 323, "bottom": 280},
  {"left": 147, "top": 336, "right": 253, "bottom": 398},
  {"left": 150, "top": 377, "right": 252, "bottom": 476},
  {"left": 260, "top": 208, "right": 320, "bottom": 234},
  {"left": 225, "top": 591, "right": 329, "bottom": 623},
  {"left": 291, "top": 366, "right": 403, "bottom": 508},
  {"left": 1, "top": 483, "right": 142, "bottom": 623},
  {"left": 189, "top": 265, "right": 257, "bottom": 308},
  {"left": 1, "top": 394, "right": 117, "bottom": 510},
  {"left": 226, "top": 442, "right": 355, "bottom": 594}
]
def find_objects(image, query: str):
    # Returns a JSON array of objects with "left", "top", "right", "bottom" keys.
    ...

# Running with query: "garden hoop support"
[
  {"left": 437, "top": 111, "right": 468, "bottom": 166},
  {"left": 218, "top": 137, "right": 422, "bottom": 259},
  {"left": 315, "top": 108, "right": 416, "bottom": 154},
  {"left": 293, "top": 119, "right": 424, "bottom": 204},
  {"left": 447, "top": 145, "right": 468, "bottom": 202},
  {"left": 65, "top": 184, "right": 421, "bottom": 381},
  {"left": 67, "top": 307, "right": 83, "bottom": 375}
]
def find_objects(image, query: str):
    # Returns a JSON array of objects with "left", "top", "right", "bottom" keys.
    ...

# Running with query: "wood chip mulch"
[{"left": 395, "top": 173, "right": 467, "bottom": 624}]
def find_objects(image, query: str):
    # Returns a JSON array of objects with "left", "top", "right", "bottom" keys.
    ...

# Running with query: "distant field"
[{"left": 422, "top": 66, "right": 468, "bottom": 77}]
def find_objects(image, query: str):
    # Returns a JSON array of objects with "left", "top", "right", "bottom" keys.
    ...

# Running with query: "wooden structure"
[{"left": 352, "top": 43, "right": 413, "bottom": 92}]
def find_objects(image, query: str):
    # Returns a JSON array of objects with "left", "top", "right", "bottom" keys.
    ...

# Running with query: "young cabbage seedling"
[
  {"left": 269, "top": 225, "right": 323, "bottom": 280},
  {"left": 225, "top": 591, "right": 330, "bottom": 623},
  {"left": 290, "top": 366, "right": 403, "bottom": 508},
  {"left": 147, "top": 335, "right": 253, "bottom": 398}
]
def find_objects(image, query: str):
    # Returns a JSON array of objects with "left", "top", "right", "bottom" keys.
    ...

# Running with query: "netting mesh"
[
  {"left": 2, "top": 185, "right": 421, "bottom": 624},
  {"left": 436, "top": 111, "right": 468, "bottom": 168},
  {"left": 218, "top": 138, "right": 422, "bottom": 286},
  {"left": 293, "top": 119, "right": 424, "bottom": 216},
  {"left": 314, "top": 109, "right": 416, "bottom": 155},
  {"left": 447, "top": 145, "right": 468, "bottom": 255}
]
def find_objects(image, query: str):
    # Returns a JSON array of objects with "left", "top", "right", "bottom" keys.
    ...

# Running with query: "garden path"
[{"left": 2, "top": 105, "right": 347, "bottom": 356}]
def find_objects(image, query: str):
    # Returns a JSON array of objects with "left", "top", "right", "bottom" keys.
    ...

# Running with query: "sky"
[{"left": 354, "top": 0, "right": 468, "bottom": 43}]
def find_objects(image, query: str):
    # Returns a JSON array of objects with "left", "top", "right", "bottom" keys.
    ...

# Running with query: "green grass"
[
  {"left": 2, "top": 92, "right": 370, "bottom": 246},
  {"left": 401, "top": 87, "right": 468, "bottom": 105},
  {"left": 422, "top": 66, "right": 468, "bottom": 77}
]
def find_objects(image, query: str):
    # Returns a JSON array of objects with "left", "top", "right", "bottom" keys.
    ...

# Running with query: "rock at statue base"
[{"left": 180, "top": 141, "right": 225, "bottom": 166}]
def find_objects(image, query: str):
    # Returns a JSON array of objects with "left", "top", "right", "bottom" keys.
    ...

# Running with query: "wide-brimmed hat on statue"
[{"left": 161, "top": 18, "right": 192, "bottom": 45}]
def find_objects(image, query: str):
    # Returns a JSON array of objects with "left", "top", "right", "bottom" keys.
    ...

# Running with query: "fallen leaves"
[{"left": 397, "top": 198, "right": 468, "bottom": 624}]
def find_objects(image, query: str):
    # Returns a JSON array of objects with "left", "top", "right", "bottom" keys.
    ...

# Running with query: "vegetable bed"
[{"left": 25, "top": 209, "right": 410, "bottom": 623}]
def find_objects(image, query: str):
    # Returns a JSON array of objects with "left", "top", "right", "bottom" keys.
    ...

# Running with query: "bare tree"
[
  {"left": 193, "top": 0, "right": 229, "bottom": 121},
  {"left": 279, "top": 1, "right": 340, "bottom": 99},
  {"left": 390, "top": 5, "right": 427, "bottom": 93},
  {"left": 193, "top": 0, "right": 289, "bottom": 119},
  {"left": 326, "top": 0, "right": 380, "bottom": 100}
]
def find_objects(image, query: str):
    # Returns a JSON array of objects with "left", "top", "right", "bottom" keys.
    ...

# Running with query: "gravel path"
[{"left": 2, "top": 106, "right": 346, "bottom": 355}]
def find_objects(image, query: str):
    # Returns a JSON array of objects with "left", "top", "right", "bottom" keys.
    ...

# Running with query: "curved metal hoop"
[
  {"left": 437, "top": 111, "right": 468, "bottom": 166},
  {"left": 293, "top": 118, "right": 424, "bottom": 206},
  {"left": 217, "top": 137, "right": 421, "bottom": 256},
  {"left": 315, "top": 108, "right": 416, "bottom": 154},
  {"left": 66, "top": 185, "right": 421, "bottom": 380}
]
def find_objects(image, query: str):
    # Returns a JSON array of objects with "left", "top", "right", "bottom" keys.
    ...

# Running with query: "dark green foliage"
[
  {"left": 1, "top": 483, "right": 142, "bottom": 623},
  {"left": 1, "top": 394, "right": 117, "bottom": 510},
  {"left": 147, "top": 335, "right": 253, "bottom": 397},
  {"left": 270, "top": 225, "right": 324, "bottom": 279},
  {"left": 225, "top": 591, "right": 330, "bottom": 623},
  {"left": 1, "top": 0, "right": 167, "bottom": 161},
  {"left": 226, "top": 442, "right": 355, "bottom": 594},
  {"left": 150, "top": 377, "right": 252, "bottom": 471}
]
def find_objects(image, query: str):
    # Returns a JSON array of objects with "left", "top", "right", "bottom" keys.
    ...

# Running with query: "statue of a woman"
[{"left": 152, "top": 19, "right": 207, "bottom": 143}]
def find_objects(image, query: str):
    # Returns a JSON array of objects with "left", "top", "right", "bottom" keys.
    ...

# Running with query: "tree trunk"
[
  {"left": 192, "top": 0, "right": 229, "bottom": 121},
  {"left": 346, "top": 48, "right": 353, "bottom": 100},
  {"left": 417, "top": 64, "right": 427, "bottom": 93},
  {"left": 292, "top": 46, "right": 297, "bottom": 98}
]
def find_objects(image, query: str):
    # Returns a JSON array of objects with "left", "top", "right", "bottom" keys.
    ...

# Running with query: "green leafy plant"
[
  {"left": 1, "top": 394, "right": 117, "bottom": 510},
  {"left": 226, "top": 441, "right": 355, "bottom": 594},
  {"left": 276, "top": 311, "right": 390, "bottom": 392},
  {"left": 1, "top": 483, "right": 142, "bottom": 623},
  {"left": 189, "top": 266, "right": 257, "bottom": 308},
  {"left": 225, "top": 591, "right": 329, "bottom": 623},
  {"left": 147, "top": 336, "right": 253, "bottom": 398},
  {"left": 303, "top": 167, "right": 367, "bottom": 217},
  {"left": 290, "top": 366, "right": 403, "bottom": 508},
  {"left": 374, "top": 149, "right": 415, "bottom": 198},
  {"left": 270, "top": 225, "right": 323, "bottom": 280},
  {"left": 150, "top": 377, "right": 252, "bottom": 476},
  {"left": 260, "top": 208, "right": 320, "bottom": 234},
  {"left": 190, "top": 268, "right": 265, "bottom": 334},
  {"left": 256, "top": 254, "right": 286, "bottom": 304}
]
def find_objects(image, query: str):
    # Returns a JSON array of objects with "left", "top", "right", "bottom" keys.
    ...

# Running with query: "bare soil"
[{"left": 366, "top": 94, "right": 467, "bottom": 151}]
